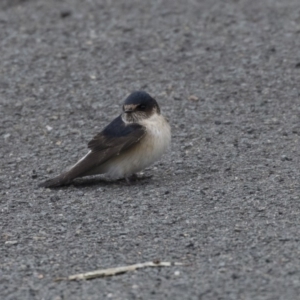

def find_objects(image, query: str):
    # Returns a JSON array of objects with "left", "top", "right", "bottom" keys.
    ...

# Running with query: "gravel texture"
[{"left": 1, "top": 0, "right": 300, "bottom": 299}]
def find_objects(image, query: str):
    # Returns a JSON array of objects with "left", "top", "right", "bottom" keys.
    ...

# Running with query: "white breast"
[{"left": 103, "top": 113, "right": 171, "bottom": 178}]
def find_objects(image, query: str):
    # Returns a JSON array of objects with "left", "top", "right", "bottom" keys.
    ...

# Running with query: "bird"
[{"left": 39, "top": 91, "right": 171, "bottom": 188}]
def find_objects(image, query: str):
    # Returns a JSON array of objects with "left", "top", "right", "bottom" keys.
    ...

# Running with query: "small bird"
[{"left": 39, "top": 91, "right": 171, "bottom": 188}]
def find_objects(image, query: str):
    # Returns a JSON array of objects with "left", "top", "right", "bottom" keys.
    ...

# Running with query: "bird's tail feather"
[
  {"left": 38, "top": 172, "right": 72, "bottom": 188},
  {"left": 38, "top": 151, "right": 100, "bottom": 188}
]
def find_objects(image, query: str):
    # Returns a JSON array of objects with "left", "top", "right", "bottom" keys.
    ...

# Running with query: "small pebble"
[
  {"left": 50, "top": 195, "right": 60, "bottom": 202},
  {"left": 188, "top": 95, "right": 199, "bottom": 101},
  {"left": 4, "top": 133, "right": 10, "bottom": 140},
  {"left": 60, "top": 10, "right": 72, "bottom": 18},
  {"left": 281, "top": 155, "right": 292, "bottom": 161},
  {"left": 5, "top": 240, "right": 18, "bottom": 246},
  {"left": 32, "top": 170, "right": 38, "bottom": 179}
]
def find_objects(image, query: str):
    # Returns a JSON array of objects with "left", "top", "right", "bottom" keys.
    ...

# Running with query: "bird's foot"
[{"left": 124, "top": 174, "right": 153, "bottom": 185}]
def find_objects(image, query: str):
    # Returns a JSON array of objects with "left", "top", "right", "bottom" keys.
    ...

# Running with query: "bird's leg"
[
  {"left": 125, "top": 174, "right": 138, "bottom": 184},
  {"left": 125, "top": 173, "right": 153, "bottom": 184}
]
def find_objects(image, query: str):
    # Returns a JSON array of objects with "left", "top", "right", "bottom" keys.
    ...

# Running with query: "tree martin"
[{"left": 39, "top": 91, "right": 171, "bottom": 187}]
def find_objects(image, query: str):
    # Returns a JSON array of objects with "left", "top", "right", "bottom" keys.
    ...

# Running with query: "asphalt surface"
[{"left": 1, "top": 0, "right": 300, "bottom": 299}]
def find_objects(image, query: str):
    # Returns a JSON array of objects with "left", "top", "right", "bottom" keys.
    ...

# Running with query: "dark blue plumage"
[
  {"left": 102, "top": 115, "right": 142, "bottom": 138},
  {"left": 87, "top": 114, "right": 145, "bottom": 152},
  {"left": 124, "top": 91, "right": 160, "bottom": 113}
]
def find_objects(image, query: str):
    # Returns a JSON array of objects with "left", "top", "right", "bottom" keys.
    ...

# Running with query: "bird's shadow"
[
  {"left": 74, "top": 175, "right": 153, "bottom": 188},
  {"left": 39, "top": 175, "right": 153, "bottom": 189},
  {"left": 73, "top": 177, "right": 124, "bottom": 188}
]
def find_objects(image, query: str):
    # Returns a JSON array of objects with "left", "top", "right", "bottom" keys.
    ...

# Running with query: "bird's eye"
[{"left": 139, "top": 104, "right": 146, "bottom": 110}]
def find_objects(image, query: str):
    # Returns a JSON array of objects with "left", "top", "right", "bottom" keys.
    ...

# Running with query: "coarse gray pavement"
[{"left": 1, "top": 0, "right": 300, "bottom": 299}]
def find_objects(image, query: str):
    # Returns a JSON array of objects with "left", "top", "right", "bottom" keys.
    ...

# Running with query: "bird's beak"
[
  {"left": 124, "top": 109, "right": 134, "bottom": 113},
  {"left": 124, "top": 104, "right": 136, "bottom": 113}
]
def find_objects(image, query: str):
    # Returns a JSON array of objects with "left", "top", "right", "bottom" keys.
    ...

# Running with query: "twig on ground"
[{"left": 55, "top": 261, "right": 183, "bottom": 281}]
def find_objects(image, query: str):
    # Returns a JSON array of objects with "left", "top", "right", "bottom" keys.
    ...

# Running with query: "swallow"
[{"left": 39, "top": 91, "right": 171, "bottom": 188}]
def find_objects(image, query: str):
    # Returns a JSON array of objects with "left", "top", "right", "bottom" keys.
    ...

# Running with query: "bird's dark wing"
[
  {"left": 87, "top": 115, "right": 146, "bottom": 162},
  {"left": 38, "top": 115, "right": 146, "bottom": 188}
]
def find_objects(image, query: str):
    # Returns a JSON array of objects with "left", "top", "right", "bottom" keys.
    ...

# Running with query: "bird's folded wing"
[
  {"left": 39, "top": 116, "right": 146, "bottom": 187},
  {"left": 87, "top": 116, "right": 146, "bottom": 165}
]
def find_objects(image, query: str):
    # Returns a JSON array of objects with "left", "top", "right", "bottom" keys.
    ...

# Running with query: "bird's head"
[{"left": 122, "top": 91, "right": 160, "bottom": 123}]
